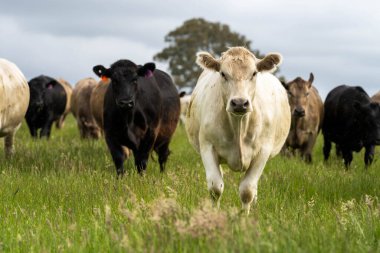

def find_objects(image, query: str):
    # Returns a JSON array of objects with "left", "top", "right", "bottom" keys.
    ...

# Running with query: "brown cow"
[
  {"left": 90, "top": 78, "right": 110, "bottom": 131},
  {"left": 0, "top": 59, "right": 30, "bottom": 157},
  {"left": 55, "top": 78, "right": 72, "bottom": 129},
  {"left": 372, "top": 91, "right": 380, "bottom": 104},
  {"left": 282, "top": 73, "right": 324, "bottom": 162},
  {"left": 71, "top": 78, "right": 101, "bottom": 139}
]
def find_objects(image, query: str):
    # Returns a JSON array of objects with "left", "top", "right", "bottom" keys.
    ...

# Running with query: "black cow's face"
[
  {"left": 28, "top": 77, "right": 59, "bottom": 111},
  {"left": 355, "top": 101, "right": 380, "bottom": 144},
  {"left": 93, "top": 61, "right": 155, "bottom": 110}
]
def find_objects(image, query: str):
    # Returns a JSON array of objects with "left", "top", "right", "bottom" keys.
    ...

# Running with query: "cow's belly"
[{"left": 216, "top": 142, "right": 258, "bottom": 172}]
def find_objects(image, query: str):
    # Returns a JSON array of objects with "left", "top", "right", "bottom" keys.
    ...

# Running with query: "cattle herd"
[{"left": 1, "top": 47, "right": 380, "bottom": 212}]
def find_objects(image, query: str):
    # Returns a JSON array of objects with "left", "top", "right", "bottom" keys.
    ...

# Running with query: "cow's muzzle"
[
  {"left": 293, "top": 107, "right": 305, "bottom": 117},
  {"left": 117, "top": 99, "right": 135, "bottom": 109},
  {"left": 229, "top": 98, "right": 250, "bottom": 115}
]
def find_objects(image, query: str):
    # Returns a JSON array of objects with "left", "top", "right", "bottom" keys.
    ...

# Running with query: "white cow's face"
[{"left": 196, "top": 47, "right": 282, "bottom": 116}]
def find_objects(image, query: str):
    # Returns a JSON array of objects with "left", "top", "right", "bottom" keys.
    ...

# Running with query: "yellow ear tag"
[{"left": 101, "top": 76, "right": 108, "bottom": 82}]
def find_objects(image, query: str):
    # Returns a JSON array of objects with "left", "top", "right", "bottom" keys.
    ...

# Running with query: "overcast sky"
[{"left": 1, "top": 0, "right": 379, "bottom": 99}]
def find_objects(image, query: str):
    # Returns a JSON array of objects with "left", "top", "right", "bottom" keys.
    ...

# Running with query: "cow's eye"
[
  {"left": 251, "top": 72, "right": 257, "bottom": 80},
  {"left": 305, "top": 92, "right": 310, "bottom": 96},
  {"left": 221, "top": 72, "right": 227, "bottom": 81},
  {"left": 287, "top": 91, "right": 293, "bottom": 97}
]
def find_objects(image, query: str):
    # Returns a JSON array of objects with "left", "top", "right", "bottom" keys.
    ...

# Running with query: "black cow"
[
  {"left": 25, "top": 75, "right": 67, "bottom": 138},
  {"left": 93, "top": 60, "right": 180, "bottom": 175},
  {"left": 322, "top": 85, "right": 380, "bottom": 167}
]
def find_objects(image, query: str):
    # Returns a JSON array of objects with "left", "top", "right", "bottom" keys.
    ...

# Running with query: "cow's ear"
[
  {"left": 282, "top": 81, "right": 289, "bottom": 90},
  {"left": 179, "top": 91, "right": 187, "bottom": 98},
  {"left": 308, "top": 73, "right": 314, "bottom": 88},
  {"left": 137, "top": 63, "right": 155, "bottom": 78},
  {"left": 196, "top": 52, "right": 220, "bottom": 72},
  {"left": 257, "top": 53, "right": 282, "bottom": 73},
  {"left": 93, "top": 65, "right": 111, "bottom": 78},
  {"left": 46, "top": 80, "right": 57, "bottom": 89},
  {"left": 353, "top": 101, "right": 368, "bottom": 113}
]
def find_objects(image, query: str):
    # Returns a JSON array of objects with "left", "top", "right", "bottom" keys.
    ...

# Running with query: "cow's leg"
[
  {"left": 27, "top": 123, "right": 38, "bottom": 138},
  {"left": 200, "top": 142, "right": 223, "bottom": 208},
  {"left": 133, "top": 150, "right": 150, "bottom": 174},
  {"left": 105, "top": 136, "right": 126, "bottom": 176},
  {"left": 155, "top": 140, "right": 171, "bottom": 173},
  {"left": 301, "top": 134, "right": 317, "bottom": 163},
  {"left": 335, "top": 144, "right": 342, "bottom": 158},
  {"left": 239, "top": 150, "right": 270, "bottom": 215},
  {"left": 29, "top": 127, "right": 38, "bottom": 138},
  {"left": 364, "top": 145, "right": 375, "bottom": 167},
  {"left": 135, "top": 130, "right": 156, "bottom": 174},
  {"left": 323, "top": 135, "right": 331, "bottom": 161},
  {"left": 4, "top": 132, "right": 15, "bottom": 158},
  {"left": 40, "top": 118, "right": 54, "bottom": 139},
  {"left": 56, "top": 113, "right": 67, "bottom": 129},
  {"left": 342, "top": 148, "right": 353, "bottom": 168}
]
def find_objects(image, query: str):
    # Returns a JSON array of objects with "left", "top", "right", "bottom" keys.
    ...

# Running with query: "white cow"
[
  {"left": 0, "top": 59, "right": 30, "bottom": 156},
  {"left": 186, "top": 47, "right": 291, "bottom": 214}
]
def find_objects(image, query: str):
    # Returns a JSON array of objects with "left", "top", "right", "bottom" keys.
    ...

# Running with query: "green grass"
[{"left": 1, "top": 115, "right": 380, "bottom": 252}]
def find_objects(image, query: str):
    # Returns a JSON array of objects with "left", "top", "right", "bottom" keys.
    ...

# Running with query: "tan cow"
[
  {"left": 71, "top": 78, "right": 101, "bottom": 139},
  {"left": 55, "top": 78, "right": 72, "bottom": 129},
  {"left": 282, "top": 73, "right": 324, "bottom": 162},
  {"left": 179, "top": 91, "right": 191, "bottom": 125},
  {"left": 90, "top": 78, "right": 110, "bottom": 131},
  {"left": 372, "top": 91, "right": 380, "bottom": 103},
  {"left": 186, "top": 47, "right": 291, "bottom": 214},
  {"left": 0, "top": 59, "right": 30, "bottom": 156}
]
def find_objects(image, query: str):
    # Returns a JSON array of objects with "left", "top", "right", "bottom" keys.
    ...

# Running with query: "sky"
[{"left": 1, "top": 0, "right": 379, "bottom": 99}]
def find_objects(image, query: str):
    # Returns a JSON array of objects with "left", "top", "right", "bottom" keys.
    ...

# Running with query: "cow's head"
[
  {"left": 283, "top": 73, "right": 314, "bottom": 118},
  {"left": 354, "top": 101, "right": 380, "bottom": 145},
  {"left": 196, "top": 47, "right": 282, "bottom": 116},
  {"left": 28, "top": 76, "right": 58, "bottom": 110},
  {"left": 93, "top": 60, "right": 155, "bottom": 110}
]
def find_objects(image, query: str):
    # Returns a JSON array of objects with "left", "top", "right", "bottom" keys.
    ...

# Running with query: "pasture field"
[{"left": 1, "top": 115, "right": 380, "bottom": 253}]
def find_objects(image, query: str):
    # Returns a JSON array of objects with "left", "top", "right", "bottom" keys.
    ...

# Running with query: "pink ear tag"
[{"left": 145, "top": 70, "right": 153, "bottom": 78}]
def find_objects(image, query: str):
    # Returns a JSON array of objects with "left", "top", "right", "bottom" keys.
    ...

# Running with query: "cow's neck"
[{"left": 227, "top": 113, "right": 253, "bottom": 170}]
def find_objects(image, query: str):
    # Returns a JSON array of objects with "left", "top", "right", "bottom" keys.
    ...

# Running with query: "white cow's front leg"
[
  {"left": 200, "top": 142, "right": 224, "bottom": 208},
  {"left": 239, "top": 150, "right": 270, "bottom": 214}
]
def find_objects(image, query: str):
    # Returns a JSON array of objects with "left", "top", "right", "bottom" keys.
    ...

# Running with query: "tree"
[{"left": 154, "top": 18, "right": 263, "bottom": 88}]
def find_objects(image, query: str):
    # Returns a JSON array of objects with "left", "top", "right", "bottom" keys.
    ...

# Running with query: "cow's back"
[
  {"left": 323, "top": 85, "right": 370, "bottom": 142},
  {"left": 57, "top": 78, "right": 72, "bottom": 115},
  {"left": 45, "top": 81, "right": 67, "bottom": 122},
  {"left": 372, "top": 91, "right": 380, "bottom": 104},
  {"left": 71, "top": 78, "right": 97, "bottom": 119},
  {"left": 0, "top": 59, "right": 30, "bottom": 136},
  {"left": 153, "top": 70, "right": 180, "bottom": 136}
]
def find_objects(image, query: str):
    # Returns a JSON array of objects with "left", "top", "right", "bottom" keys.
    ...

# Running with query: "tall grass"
[{"left": 0, "top": 115, "right": 379, "bottom": 252}]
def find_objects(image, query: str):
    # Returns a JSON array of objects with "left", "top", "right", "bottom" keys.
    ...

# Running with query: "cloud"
[{"left": 1, "top": 0, "right": 379, "bottom": 98}]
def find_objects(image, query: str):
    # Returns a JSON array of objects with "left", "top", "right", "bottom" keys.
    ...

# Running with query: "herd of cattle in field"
[{"left": 1, "top": 47, "right": 380, "bottom": 212}]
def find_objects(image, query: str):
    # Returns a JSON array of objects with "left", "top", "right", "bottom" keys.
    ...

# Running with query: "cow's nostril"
[
  {"left": 230, "top": 98, "right": 250, "bottom": 114},
  {"left": 118, "top": 99, "right": 134, "bottom": 108}
]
